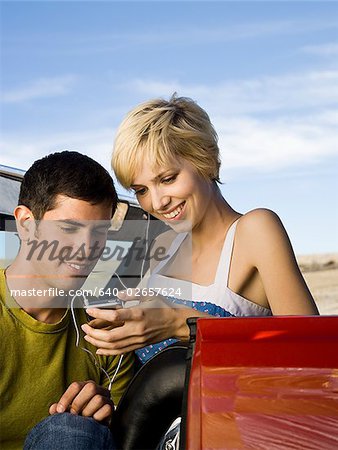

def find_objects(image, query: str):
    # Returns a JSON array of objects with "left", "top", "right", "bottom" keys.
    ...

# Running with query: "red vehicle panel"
[{"left": 185, "top": 316, "right": 338, "bottom": 450}]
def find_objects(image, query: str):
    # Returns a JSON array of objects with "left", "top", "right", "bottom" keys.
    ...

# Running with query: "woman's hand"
[
  {"left": 81, "top": 290, "right": 195, "bottom": 355},
  {"left": 49, "top": 380, "right": 114, "bottom": 423}
]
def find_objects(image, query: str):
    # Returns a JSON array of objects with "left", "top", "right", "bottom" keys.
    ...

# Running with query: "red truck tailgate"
[{"left": 185, "top": 316, "right": 338, "bottom": 450}]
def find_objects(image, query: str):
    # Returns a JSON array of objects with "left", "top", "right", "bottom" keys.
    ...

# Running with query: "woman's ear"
[{"left": 14, "top": 205, "right": 35, "bottom": 241}]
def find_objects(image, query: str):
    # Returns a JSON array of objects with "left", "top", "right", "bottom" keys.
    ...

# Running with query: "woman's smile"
[{"left": 160, "top": 201, "right": 186, "bottom": 220}]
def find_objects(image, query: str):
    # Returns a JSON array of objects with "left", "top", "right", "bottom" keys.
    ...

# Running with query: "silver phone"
[{"left": 82, "top": 295, "right": 123, "bottom": 310}]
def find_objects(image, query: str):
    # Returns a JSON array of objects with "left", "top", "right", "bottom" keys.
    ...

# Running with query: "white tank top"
[{"left": 147, "top": 219, "right": 271, "bottom": 317}]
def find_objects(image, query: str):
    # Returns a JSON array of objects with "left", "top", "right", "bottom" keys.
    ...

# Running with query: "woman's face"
[{"left": 131, "top": 157, "right": 213, "bottom": 232}]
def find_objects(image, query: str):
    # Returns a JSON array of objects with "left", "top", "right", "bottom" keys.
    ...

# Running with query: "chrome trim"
[{"left": 0, "top": 164, "right": 25, "bottom": 181}]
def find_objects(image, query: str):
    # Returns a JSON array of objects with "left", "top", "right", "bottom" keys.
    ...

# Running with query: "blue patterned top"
[{"left": 135, "top": 297, "right": 233, "bottom": 364}]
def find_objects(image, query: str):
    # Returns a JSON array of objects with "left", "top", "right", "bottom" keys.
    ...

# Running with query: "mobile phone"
[
  {"left": 82, "top": 294, "right": 123, "bottom": 322},
  {"left": 82, "top": 295, "right": 123, "bottom": 310}
]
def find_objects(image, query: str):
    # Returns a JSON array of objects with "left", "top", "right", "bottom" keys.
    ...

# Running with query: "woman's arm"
[
  {"left": 81, "top": 299, "right": 209, "bottom": 355},
  {"left": 238, "top": 209, "right": 318, "bottom": 315},
  {"left": 81, "top": 229, "right": 208, "bottom": 355}
]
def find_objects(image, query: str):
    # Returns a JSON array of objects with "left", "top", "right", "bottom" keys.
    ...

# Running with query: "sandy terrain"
[{"left": 297, "top": 253, "right": 338, "bottom": 315}]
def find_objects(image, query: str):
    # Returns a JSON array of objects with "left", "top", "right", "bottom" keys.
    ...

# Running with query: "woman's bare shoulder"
[
  {"left": 238, "top": 208, "right": 282, "bottom": 228},
  {"left": 236, "top": 208, "right": 286, "bottom": 239},
  {"left": 236, "top": 208, "right": 291, "bottom": 262}
]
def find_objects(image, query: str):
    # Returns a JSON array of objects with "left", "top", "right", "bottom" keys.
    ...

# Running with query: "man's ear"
[{"left": 14, "top": 205, "right": 36, "bottom": 241}]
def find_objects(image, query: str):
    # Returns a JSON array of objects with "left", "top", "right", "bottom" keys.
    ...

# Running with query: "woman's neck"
[{"left": 191, "top": 188, "right": 240, "bottom": 251}]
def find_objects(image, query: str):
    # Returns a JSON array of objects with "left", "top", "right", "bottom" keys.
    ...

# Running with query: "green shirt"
[{"left": 0, "top": 269, "right": 134, "bottom": 450}]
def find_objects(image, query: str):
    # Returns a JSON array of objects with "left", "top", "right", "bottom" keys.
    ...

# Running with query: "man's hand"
[{"left": 49, "top": 380, "right": 114, "bottom": 423}]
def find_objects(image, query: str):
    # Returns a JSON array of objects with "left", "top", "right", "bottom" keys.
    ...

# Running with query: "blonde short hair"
[{"left": 112, "top": 95, "right": 221, "bottom": 189}]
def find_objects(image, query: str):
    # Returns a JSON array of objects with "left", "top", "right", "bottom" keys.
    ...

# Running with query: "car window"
[{"left": 0, "top": 175, "right": 21, "bottom": 216}]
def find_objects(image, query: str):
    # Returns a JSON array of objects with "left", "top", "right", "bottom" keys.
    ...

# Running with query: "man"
[{"left": 0, "top": 151, "right": 134, "bottom": 450}]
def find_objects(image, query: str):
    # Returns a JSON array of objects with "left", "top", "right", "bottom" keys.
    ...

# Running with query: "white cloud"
[
  {"left": 0, "top": 128, "right": 115, "bottom": 174},
  {"left": 119, "top": 19, "right": 337, "bottom": 46},
  {"left": 127, "top": 70, "right": 338, "bottom": 115},
  {"left": 2, "top": 76, "right": 77, "bottom": 103},
  {"left": 1, "top": 108, "right": 337, "bottom": 183},
  {"left": 2, "top": 69, "right": 338, "bottom": 179},
  {"left": 125, "top": 70, "right": 338, "bottom": 175},
  {"left": 6, "top": 19, "right": 338, "bottom": 54},
  {"left": 0, "top": 128, "right": 132, "bottom": 197},
  {"left": 302, "top": 42, "right": 338, "bottom": 57},
  {"left": 215, "top": 111, "right": 338, "bottom": 176}
]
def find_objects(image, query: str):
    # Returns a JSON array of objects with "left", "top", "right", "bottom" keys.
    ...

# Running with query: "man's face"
[{"left": 26, "top": 195, "right": 112, "bottom": 295}]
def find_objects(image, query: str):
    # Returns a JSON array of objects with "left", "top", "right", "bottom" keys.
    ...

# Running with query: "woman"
[{"left": 81, "top": 95, "right": 318, "bottom": 363}]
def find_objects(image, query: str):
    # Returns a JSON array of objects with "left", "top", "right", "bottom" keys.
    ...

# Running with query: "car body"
[{"left": 182, "top": 316, "right": 338, "bottom": 450}]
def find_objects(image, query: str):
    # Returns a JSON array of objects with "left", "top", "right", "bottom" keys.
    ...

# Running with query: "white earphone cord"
[
  {"left": 140, "top": 213, "right": 150, "bottom": 283},
  {"left": 70, "top": 293, "right": 123, "bottom": 392},
  {"left": 69, "top": 215, "right": 150, "bottom": 392}
]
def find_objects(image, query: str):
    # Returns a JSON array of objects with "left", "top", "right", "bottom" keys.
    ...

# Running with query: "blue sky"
[{"left": 1, "top": 1, "right": 337, "bottom": 255}]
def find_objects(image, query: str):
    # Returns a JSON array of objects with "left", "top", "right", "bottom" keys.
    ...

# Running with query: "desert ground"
[{"left": 297, "top": 253, "right": 338, "bottom": 315}]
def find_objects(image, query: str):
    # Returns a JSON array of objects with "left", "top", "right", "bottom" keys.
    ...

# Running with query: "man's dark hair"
[{"left": 19, "top": 151, "right": 118, "bottom": 219}]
